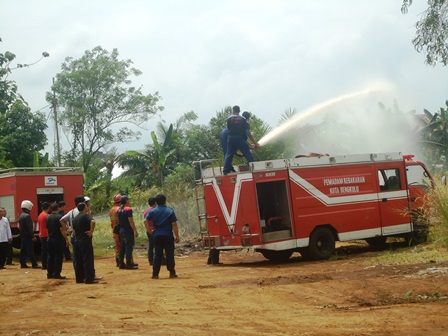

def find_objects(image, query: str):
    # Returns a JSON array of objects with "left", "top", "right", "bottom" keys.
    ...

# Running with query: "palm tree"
[{"left": 418, "top": 101, "right": 448, "bottom": 168}]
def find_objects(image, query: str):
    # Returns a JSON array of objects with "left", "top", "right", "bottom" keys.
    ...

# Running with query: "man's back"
[
  {"left": 117, "top": 205, "right": 133, "bottom": 233},
  {"left": 227, "top": 115, "right": 248, "bottom": 137},
  {"left": 47, "top": 213, "right": 63, "bottom": 238}
]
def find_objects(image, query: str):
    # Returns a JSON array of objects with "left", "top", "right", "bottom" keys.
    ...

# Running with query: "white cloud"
[{"left": 1, "top": 0, "right": 447, "bottom": 156}]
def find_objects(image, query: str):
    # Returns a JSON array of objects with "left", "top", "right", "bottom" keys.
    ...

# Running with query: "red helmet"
[{"left": 113, "top": 194, "right": 122, "bottom": 204}]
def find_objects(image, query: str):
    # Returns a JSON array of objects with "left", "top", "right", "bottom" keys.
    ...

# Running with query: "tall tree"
[
  {"left": 0, "top": 100, "right": 47, "bottom": 166},
  {"left": 402, "top": 0, "right": 448, "bottom": 65},
  {"left": 0, "top": 38, "right": 49, "bottom": 167},
  {"left": 47, "top": 46, "right": 163, "bottom": 173}
]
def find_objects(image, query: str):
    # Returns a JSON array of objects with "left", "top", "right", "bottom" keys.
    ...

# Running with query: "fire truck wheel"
[
  {"left": 306, "top": 227, "right": 335, "bottom": 260},
  {"left": 404, "top": 230, "right": 428, "bottom": 246},
  {"left": 260, "top": 250, "right": 293, "bottom": 263}
]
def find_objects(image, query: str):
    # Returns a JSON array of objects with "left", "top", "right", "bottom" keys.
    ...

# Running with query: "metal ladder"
[{"left": 192, "top": 159, "right": 219, "bottom": 245}]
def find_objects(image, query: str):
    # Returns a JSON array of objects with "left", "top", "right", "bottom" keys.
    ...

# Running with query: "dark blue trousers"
[
  {"left": 119, "top": 232, "right": 135, "bottom": 265},
  {"left": 73, "top": 239, "right": 95, "bottom": 283},
  {"left": 47, "top": 237, "right": 64, "bottom": 277},
  {"left": 0, "top": 242, "right": 9, "bottom": 268},
  {"left": 223, "top": 135, "right": 254, "bottom": 173},
  {"left": 153, "top": 235, "right": 175, "bottom": 277},
  {"left": 20, "top": 236, "right": 38, "bottom": 267}
]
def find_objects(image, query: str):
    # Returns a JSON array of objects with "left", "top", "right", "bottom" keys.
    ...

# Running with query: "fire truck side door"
[{"left": 376, "top": 164, "right": 411, "bottom": 235}]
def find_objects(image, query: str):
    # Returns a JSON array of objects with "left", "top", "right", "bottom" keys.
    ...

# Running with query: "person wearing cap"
[
  {"left": 117, "top": 195, "right": 139, "bottom": 269},
  {"left": 109, "top": 194, "right": 122, "bottom": 267},
  {"left": 37, "top": 202, "right": 51, "bottom": 270},
  {"left": 222, "top": 105, "right": 260, "bottom": 175}
]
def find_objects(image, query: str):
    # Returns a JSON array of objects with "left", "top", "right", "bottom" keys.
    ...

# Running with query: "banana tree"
[
  {"left": 125, "top": 123, "right": 174, "bottom": 186},
  {"left": 419, "top": 102, "right": 448, "bottom": 168}
]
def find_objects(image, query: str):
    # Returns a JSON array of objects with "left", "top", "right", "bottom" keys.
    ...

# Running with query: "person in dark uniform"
[
  {"left": 117, "top": 195, "right": 139, "bottom": 270},
  {"left": 46, "top": 203, "right": 67, "bottom": 279},
  {"left": 19, "top": 200, "right": 41, "bottom": 269},
  {"left": 58, "top": 200, "right": 71, "bottom": 262},
  {"left": 222, "top": 105, "right": 259, "bottom": 175},
  {"left": 220, "top": 128, "right": 236, "bottom": 173},
  {"left": 73, "top": 202, "right": 97, "bottom": 284}
]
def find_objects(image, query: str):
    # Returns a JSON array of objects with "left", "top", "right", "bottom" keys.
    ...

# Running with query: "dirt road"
[{"left": 1, "top": 243, "right": 448, "bottom": 336}]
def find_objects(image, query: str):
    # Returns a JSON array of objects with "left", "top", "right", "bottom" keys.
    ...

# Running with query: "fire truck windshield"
[{"left": 406, "top": 164, "right": 431, "bottom": 188}]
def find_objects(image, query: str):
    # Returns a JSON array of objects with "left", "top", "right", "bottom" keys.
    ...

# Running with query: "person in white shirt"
[
  {"left": 0, "top": 207, "right": 13, "bottom": 269},
  {"left": 60, "top": 195, "right": 86, "bottom": 267}
]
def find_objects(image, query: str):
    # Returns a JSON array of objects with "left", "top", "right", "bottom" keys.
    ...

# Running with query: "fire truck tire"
[
  {"left": 305, "top": 227, "right": 335, "bottom": 260},
  {"left": 260, "top": 250, "right": 293, "bottom": 262},
  {"left": 404, "top": 230, "right": 428, "bottom": 246},
  {"left": 406, "top": 211, "right": 429, "bottom": 246},
  {"left": 365, "top": 236, "right": 387, "bottom": 246}
]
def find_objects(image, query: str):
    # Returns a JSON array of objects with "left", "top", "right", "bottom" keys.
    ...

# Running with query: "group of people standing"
[
  {"left": 1, "top": 105, "right": 258, "bottom": 275},
  {"left": 0, "top": 196, "right": 99, "bottom": 284},
  {"left": 109, "top": 193, "right": 179, "bottom": 279}
]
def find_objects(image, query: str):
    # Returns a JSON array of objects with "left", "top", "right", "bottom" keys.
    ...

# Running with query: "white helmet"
[{"left": 21, "top": 200, "right": 34, "bottom": 211}]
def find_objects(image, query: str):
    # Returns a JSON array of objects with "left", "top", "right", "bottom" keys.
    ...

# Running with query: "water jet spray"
[{"left": 258, "top": 88, "right": 382, "bottom": 146}]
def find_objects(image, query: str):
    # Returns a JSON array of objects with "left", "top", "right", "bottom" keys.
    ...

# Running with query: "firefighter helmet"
[
  {"left": 113, "top": 194, "right": 122, "bottom": 204},
  {"left": 21, "top": 200, "right": 34, "bottom": 211}
]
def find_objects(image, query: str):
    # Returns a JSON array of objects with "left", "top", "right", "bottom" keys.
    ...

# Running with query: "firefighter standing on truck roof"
[
  {"left": 223, "top": 105, "right": 260, "bottom": 175},
  {"left": 19, "top": 200, "right": 41, "bottom": 269}
]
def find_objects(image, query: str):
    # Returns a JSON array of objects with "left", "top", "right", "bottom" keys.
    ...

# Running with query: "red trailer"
[
  {"left": 195, "top": 152, "right": 432, "bottom": 262},
  {"left": 0, "top": 167, "right": 84, "bottom": 248}
]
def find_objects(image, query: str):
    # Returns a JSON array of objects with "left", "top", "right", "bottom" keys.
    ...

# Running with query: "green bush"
[{"left": 428, "top": 180, "right": 448, "bottom": 248}]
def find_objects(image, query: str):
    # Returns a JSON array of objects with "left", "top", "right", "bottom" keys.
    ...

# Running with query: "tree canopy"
[
  {"left": 0, "top": 38, "right": 48, "bottom": 167},
  {"left": 47, "top": 46, "right": 163, "bottom": 173},
  {"left": 402, "top": 0, "right": 448, "bottom": 66}
]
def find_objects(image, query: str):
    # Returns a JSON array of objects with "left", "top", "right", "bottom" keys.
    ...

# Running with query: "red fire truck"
[
  {"left": 0, "top": 168, "right": 84, "bottom": 248},
  {"left": 195, "top": 152, "right": 432, "bottom": 262}
]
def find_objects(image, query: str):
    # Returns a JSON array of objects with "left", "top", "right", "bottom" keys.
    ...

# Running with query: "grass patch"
[{"left": 369, "top": 244, "right": 448, "bottom": 266}]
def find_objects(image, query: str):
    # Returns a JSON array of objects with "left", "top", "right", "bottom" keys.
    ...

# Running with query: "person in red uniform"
[
  {"left": 109, "top": 194, "right": 122, "bottom": 267},
  {"left": 37, "top": 202, "right": 51, "bottom": 270}
]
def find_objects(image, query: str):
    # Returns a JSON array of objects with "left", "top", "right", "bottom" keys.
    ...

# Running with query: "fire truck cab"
[
  {"left": 195, "top": 152, "right": 432, "bottom": 262},
  {"left": 0, "top": 168, "right": 84, "bottom": 249}
]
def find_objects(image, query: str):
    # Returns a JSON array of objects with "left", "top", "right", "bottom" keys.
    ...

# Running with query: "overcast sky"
[{"left": 2, "top": 1, "right": 447, "bottom": 155}]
